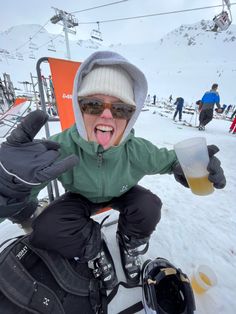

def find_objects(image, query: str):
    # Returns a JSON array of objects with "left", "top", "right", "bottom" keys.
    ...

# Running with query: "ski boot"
[
  {"left": 198, "top": 124, "right": 205, "bottom": 131},
  {"left": 117, "top": 231, "right": 149, "bottom": 286},
  {"left": 88, "top": 238, "right": 118, "bottom": 290}
]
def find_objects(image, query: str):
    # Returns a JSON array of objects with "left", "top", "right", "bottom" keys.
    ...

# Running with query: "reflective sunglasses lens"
[
  {"left": 111, "top": 103, "right": 136, "bottom": 119},
  {"left": 79, "top": 99, "right": 103, "bottom": 115}
]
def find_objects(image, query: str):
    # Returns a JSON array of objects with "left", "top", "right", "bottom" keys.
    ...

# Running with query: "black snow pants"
[
  {"left": 30, "top": 185, "right": 162, "bottom": 261},
  {"left": 199, "top": 108, "right": 214, "bottom": 126}
]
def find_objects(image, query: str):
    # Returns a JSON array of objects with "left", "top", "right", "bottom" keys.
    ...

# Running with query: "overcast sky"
[{"left": 1, "top": 0, "right": 236, "bottom": 44}]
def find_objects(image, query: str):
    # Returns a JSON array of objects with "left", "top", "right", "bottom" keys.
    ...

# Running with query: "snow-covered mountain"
[{"left": 1, "top": 20, "right": 236, "bottom": 104}]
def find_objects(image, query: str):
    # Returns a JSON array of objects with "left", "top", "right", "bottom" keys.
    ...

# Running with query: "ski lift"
[
  {"left": 48, "top": 40, "right": 56, "bottom": 52},
  {"left": 16, "top": 52, "right": 24, "bottom": 61},
  {"left": 29, "top": 37, "right": 38, "bottom": 50},
  {"left": 91, "top": 22, "right": 103, "bottom": 42},
  {"left": 7, "top": 54, "right": 15, "bottom": 60},
  {"left": 29, "top": 51, "right": 36, "bottom": 60},
  {"left": 211, "top": 0, "right": 232, "bottom": 31}
]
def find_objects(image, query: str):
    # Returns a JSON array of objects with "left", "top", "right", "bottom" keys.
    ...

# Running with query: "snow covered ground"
[{"left": 0, "top": 104, "right": 235, "bottom": 313}]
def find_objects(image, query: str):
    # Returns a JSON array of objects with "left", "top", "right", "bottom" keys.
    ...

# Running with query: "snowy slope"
[
  {"left": 111, "top": 20, "right": 236, "bottom": 104},
  {"left": 1, "top": 20, "right": 236, "bottom": 103}
]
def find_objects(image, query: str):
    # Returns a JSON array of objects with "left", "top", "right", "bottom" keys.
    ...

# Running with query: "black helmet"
[{"left": 142, "top": 258, "right": 196, "bottom": 314}]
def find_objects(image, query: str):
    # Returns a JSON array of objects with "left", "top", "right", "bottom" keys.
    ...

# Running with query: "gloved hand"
[
  {"left": 0, "top": 110, "right": 79, "bottom": 206},
  {"left": 172, "top": 163, "right": 189, "bottom": 188},
  {"left": 207, "top": 145, "right": 226, "bottom": 188},
  {"left": 173, "top": 145, "right": 226, "bottom": 189}
]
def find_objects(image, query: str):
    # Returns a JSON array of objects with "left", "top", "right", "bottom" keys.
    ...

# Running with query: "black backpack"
[
  {"left": 0, "top": 236, "right": 196, "bottom": 314},
  {"left": 0, "top": 235, "right": 107, "bottom": 314}
]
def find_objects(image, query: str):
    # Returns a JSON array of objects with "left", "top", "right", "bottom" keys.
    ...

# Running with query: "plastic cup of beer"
[
  {"left": 174, "top": 137, "right": 214, "bottom": 196},
  {"left": 191, "top": 265, "right": 217, "bottom": 294}
]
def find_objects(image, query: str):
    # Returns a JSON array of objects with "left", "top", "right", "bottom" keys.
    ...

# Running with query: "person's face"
[{"left": 82, "top": 94, "right": 129, "bottom": 149}]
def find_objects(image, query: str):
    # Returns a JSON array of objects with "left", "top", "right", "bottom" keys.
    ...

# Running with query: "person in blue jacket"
[
  {"left": 173, "top": 97, "right": 184, "bottom": 121},
  {"left": 199, "top": 83, "right": 222, "bottom": 130}
]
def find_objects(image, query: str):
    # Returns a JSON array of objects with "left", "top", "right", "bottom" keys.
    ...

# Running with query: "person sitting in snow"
[{"left": 0, "top": 51, "right": 226, "bottom": 290}]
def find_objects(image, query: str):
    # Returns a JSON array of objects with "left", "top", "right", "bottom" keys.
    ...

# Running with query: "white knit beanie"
[{"left": 77, "top": 65, "right": 136, "bottom": 107}]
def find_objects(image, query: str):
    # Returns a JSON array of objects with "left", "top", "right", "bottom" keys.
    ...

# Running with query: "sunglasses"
[{"left": 78, "top": 98, "right": 136, "bottom": 120}]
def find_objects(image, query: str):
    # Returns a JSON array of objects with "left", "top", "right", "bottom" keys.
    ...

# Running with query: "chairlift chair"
[
  {"left": 16, "top": 52, "right": 24, "bottom": 61},
  {"left": 29, "top": 51, "right": 36, "bottom": 60},
  {"left": 7, "top": 54, "right": 15, "bottom": 60},
  {"left": 48, "top": 40, "right": 56, "bottom": 52},
  {"left": 29, "top": 37, "right": 38, "bottom": 50},
  {"left": 213, "top": 11, "right": 231, "bottom": 31},
  {"left": 66, "top": 14, "right": 79, "bottom": 28},
  {"left": 91, "top": 22, "right": 103, "bottom": 41},
  {"left": 211, "top": 0, "right": 232, "bottom": 31}
]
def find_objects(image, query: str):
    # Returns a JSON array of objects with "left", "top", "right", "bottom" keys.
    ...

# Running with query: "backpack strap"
[
  {"left": 24, "top": 238, "right": 91, "bottom": 296},
  {"left": 0, "top": 236, "right": 104, "bottom": 314},
  {"left": 22, "top": 237, "right": 103, "bottom": 313},
  {"left": 0, "top": 235, "right": 22, "bottom": 250},
  {"left": 0, "top": 250, "right": 65, "bottom": 314},
  {"left": 118, "top": 301, "right": 143, "bottom": 314},
  {"left": 107, "top": 281, "right": 143, "bottom": 314}
]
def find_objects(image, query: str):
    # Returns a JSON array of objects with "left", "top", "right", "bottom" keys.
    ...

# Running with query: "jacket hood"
[{"left": 72, "top": 50, "right": 148, "bottom": 143}]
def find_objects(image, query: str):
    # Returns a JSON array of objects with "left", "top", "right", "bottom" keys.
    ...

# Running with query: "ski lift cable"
[
  {"left": 14, "top": 20, "right": 51, "bottom": 52},
  {"left": 78, "top": 2, "right": 236, "bottom": 25},
  {"left": 71, "top": 0, "right": 129, "bottom": 14},
  {"left": 6, "top": 32, "right": 63, "bottom": 58},
  {"left": 37, "top": 32, "right": 64, "bottom": 49},
  {"left": 6, "top": 1, "right": 235, "bottom": 57}
]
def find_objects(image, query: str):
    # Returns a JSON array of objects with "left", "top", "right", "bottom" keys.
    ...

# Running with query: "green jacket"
[{"left": 31, "top": 125, "right": 177, "bottom": 203}]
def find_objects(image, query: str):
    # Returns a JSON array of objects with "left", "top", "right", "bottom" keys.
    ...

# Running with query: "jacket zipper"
[
  {"left": 97, "top": 152, "right": 104, "bottom": 198},
  {"left": 97, "top": 152, "right": 103, "bottom": 168}
]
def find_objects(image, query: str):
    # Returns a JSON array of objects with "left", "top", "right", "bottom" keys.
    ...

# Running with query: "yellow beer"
[
  {"left": 186, "top": 175, "right": 214, "bottom": 196},
  {"left": 191, "top": 272, "right": 212, "bottom": 294}
]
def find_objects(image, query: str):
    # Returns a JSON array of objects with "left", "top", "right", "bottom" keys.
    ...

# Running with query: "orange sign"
[
  {"left": 13, "top": 97, "right": 28, "bottom": 107},
  {"left": 48, "top": 57, "right": 81, "bottom": 130}
]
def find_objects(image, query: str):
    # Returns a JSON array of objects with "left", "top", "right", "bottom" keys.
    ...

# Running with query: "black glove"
[
  {"left": 207, "top": 145, "right": 226, "bottom": 189},
  {"left": 173, "top": 144, "right": 226, "bottom": 189},
  {"left": 0, "top": 110, "right": 79, "bottom": 208},
  {"left": 172, "top": 162, "right": 189, "bottom": 188}
]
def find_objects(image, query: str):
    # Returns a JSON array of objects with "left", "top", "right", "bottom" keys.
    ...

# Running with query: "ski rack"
[{"left": 0, "top": 98, "right": 32, "bottom": 138}]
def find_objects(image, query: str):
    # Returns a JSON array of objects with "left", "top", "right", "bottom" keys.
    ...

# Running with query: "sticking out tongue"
[{"left": 96, "top": 130, "right": 112, "bottom": 147}]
